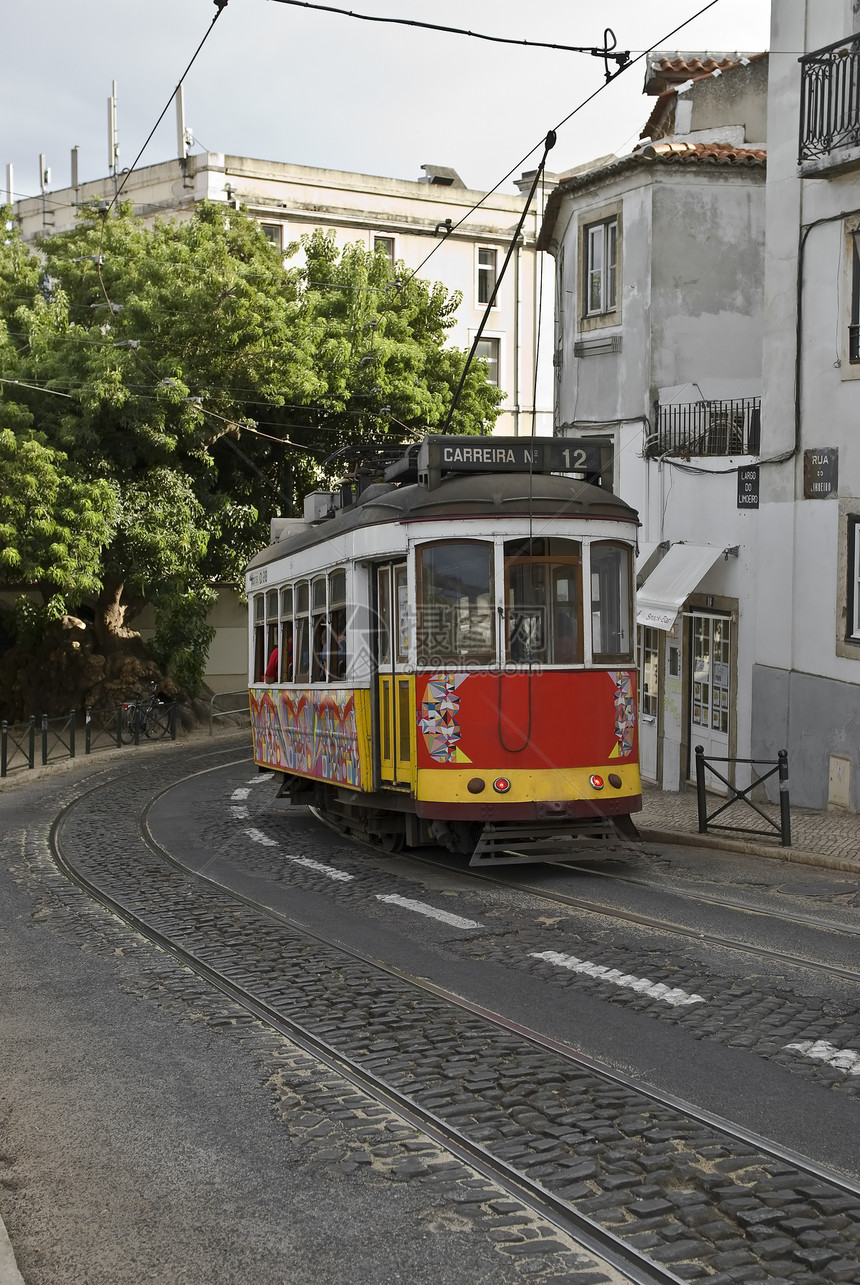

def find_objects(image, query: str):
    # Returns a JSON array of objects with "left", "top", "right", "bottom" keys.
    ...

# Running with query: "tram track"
[
  {"left": 48, "top": 754, "right": 860, "bottom": 1285},
  {"left": 387, "top": 841, "right": 860, "bottom": 987}
]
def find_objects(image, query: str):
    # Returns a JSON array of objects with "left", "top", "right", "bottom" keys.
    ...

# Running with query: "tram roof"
[{"left": 247, "top": 471, "right": 639, "bottom": 572}]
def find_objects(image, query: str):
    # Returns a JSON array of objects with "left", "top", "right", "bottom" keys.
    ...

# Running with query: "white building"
[
  {"left": 539, "top": 54, "right": 767, "bottom": 792},
  {"left": 12, "top": 151, "right": 554, "bottom": 439},
  {"left": 755, "top": 1, "right": 860, "bottom": 810}
]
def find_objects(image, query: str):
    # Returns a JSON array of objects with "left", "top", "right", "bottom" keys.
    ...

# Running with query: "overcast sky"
[{"left": 5, "top": 0, "right": 771, "bottom": 202}]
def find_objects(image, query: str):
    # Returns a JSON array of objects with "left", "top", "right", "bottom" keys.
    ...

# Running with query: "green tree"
[{"left": 0, "top": 202, "right": 502, "bottom": 714}]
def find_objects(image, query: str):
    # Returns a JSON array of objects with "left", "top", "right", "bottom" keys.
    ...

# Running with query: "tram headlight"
[
  {"left": 589, "top": 774, "right": 605, "bottom": 790},
  {"left": 493, "top": 777, "right": 512, "bottom": 794}
]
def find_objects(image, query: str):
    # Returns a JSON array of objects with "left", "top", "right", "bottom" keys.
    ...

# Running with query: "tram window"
[
  {"left": 378, "top": 568, "right": 392, "bottom": 666},
  {"left": 591, "top": 541, "right": 633, "bottom": 663},
  {"left": 265, "top": 588, "right": 279, "bottom": 672},
  {"left": 279, "top": 587, "right": 293, "bottom": 682},
  {"left": 311, "top": 576, "right": 328, "bottom": 683},
  {"left": 329, "top": 569, "right": 347, "bottom": 680},
  {"left": 417, "top": 541, "right": 494, "bottom": 666},
  {"left": 394, "top": 565, "right": 409, "bottom": 664},
  {"left": 253, "top": 593, "right": 266, "bottom": 681},
  {"left": 295, "top": 580, "right": 310, "bottom": 683},
  {"left": 504, "top": 539, "right": 582, "bottom": 665}
]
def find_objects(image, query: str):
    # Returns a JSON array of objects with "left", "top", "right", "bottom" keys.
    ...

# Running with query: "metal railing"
[
  {"left": 799, "top": 35, "right": 860, "bottom": 165},
  {"left": 694, "top": 745, "right": 791, "bottom": 846},
  {"left": 208, "top": 689, "right": 251, "bottom": 735},
  {"left": 647, "top": 397, "right": 761, "bottom": 459},
  {"left": 1, "top": 702, "right": 176, "bottom": 779}
]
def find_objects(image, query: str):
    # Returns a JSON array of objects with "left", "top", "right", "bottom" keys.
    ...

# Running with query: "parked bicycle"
[{"left": 120, "top": 682, "right": 172, "bottom": 743}]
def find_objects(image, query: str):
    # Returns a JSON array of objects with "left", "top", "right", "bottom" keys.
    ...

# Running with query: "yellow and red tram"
[{"left": 246, "top": 436, "right": 642, "bottom": 864}]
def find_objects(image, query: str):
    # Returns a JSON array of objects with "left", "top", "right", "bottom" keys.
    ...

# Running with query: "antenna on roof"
[
  {"left": 107, "top": 81, "right": 119, "bottom": 182},
  {"left": 176, "top": 86, "right": 187, "bottom": 161}
]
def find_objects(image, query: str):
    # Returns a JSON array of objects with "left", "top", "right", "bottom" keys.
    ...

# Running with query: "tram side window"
[
  {"left": 295, "top": 581, "right": 310, "bottom": 683},
  {"left": 591, "top": 541, "right": 633, "bottom": 663},
  {"left": 265, "top": 589, "right": 279, "bottom": 680},
  {"left": 329, "top": 569, "right": 347, "bottom": 681},
  {"left": 417, "top": 541, "right": 494, "bottom": 666},
  {"left": 253, "top": 593, "right": 266, "bottom": 681},
  {"left": 280, "top": 586, "right": 294, "bottom": 683},
  {"left": 505, "top": 538, "right": 582, "bottom": 665},
  {"left": 311, "top": 576, "right": 328, "bottom": 683}
]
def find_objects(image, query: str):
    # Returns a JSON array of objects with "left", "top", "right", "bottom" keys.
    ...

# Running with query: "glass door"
[
  {"left": 690, "top": 612, "right": 731, "bottom": 788},
  {"left": 377, "top": 563, "right": 412, "bottom": 787}
]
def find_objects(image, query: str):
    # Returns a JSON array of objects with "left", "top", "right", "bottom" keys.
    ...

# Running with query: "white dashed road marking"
[
  {"left": 244, "top": 828, "right": 278, "bottom": 848},
  {"left": 376, "top": 894, "right": 483, "bottom": 929},
  {"left": 289, "top": 856, "right": 354, "bottom": 882},
  {"left": 231, "top": 788, "right": 251, "bottom": 801},
  {"left": 531, "top": 950, "right": 706, "bottom": 1007},
  {"left": 784, "top": 1039, "right": 860, "bottom": 1075}
]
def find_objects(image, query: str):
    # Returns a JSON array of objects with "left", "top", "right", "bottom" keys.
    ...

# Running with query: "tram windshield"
[
  {"left": 505, "top": 538, "right": 582, "bottom": 665},
  {"left": 590, "top": 540, "right": 633, "bottom": 663},
  {"left": 417, "top": 540, "right": 495, "bottom": 665}
]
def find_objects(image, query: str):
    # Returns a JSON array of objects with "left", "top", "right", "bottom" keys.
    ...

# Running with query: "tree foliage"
[{"left": 0, "top": 201, "right": 501, "bottom": 712}]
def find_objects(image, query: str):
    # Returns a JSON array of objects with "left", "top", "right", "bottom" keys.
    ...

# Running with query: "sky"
[{"left": 5, "top": 0, "right": 771, "bottom": 203}]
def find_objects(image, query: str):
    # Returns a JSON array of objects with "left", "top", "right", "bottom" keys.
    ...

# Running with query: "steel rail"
[
  {"left": 382, "top": 840, "right": 860, "bottom": 986},
  {"left": 49, "top": 797, "right": 680, "bottom": 1285},
  {"left": 55, "top": 765, "right": 860, "bottom": 1199}
]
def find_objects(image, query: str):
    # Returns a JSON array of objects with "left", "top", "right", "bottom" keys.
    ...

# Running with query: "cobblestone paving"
[
  {"left": 6, "top": 752, "right": 627, "bottom": 1285},
  {"left": 39, "top": 748, "right": 860, "bottom": 1285}
]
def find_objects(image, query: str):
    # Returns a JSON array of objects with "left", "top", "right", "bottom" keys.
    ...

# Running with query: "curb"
[
  {"left": 0, "top": 1217, "right": 24, "bottom": 1285},
  {"left": 639, "top": 827, "right": 860, "bottom": 875}
]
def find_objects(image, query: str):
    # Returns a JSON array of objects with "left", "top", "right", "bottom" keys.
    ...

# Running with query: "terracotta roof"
[
  {"left": 641, "top": 52, "right": 768, "bottom": 141},
  {"left": 645, "top": 51, "right": 767, "bottom": 94},
  {"left": 638, "top": 141, "right": 766, "bottom": 165},
  {"left": 537, "top": 145, "right": 766, "bottom": 250}
]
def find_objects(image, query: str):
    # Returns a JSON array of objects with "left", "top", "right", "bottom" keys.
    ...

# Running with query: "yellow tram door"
[{"left": 377, "top": 563, "right": 414, "bottom": 788}]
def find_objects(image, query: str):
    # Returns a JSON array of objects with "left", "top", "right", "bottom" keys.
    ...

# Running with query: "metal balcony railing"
[
  {"left": 799, "top": 36, "right": 860, "bottom": 165},
  {"left": 647, "top": 397, "right": 761, "bottom": 460}
]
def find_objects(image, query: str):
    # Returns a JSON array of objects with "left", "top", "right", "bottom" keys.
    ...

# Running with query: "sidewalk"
[{"left": 638, "top": 779, "right": 860, "bottom": 872}]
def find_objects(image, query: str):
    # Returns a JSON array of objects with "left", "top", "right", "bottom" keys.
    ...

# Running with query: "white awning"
[
  {"left": 636, "top": 543, "right": 727, "bottom": 631},
  {"left": 635, "top": 541, "right": 659, "bottom": 573}
]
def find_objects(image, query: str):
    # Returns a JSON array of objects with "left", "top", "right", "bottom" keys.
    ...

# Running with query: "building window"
[
  {"left": 639, "top": 626, "right": 659, "bottom": 717},
  {"left": 374, "top": 235, "right": 395, "bottom": 265},
  {"left": 585, "top": 217, "right": 617, "bottom": 316},
  {"left": 475, "top": 337, "right": 500, "bottom": 386},
  {"left": 260, "top": 222, "right": 283, "bottom": 250},
  {"left": 848, "top": 517, "right": 860, "bottom": 640},
  {"left": 477, "top": 246, "right": 498, "bottom": 307},
  {"left": 850, "top": 231, "right": 860, "bottom": 363}
]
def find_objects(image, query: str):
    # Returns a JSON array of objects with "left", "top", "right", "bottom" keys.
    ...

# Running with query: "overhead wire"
[{"left": 403, "top": 0, "right": 722, "bottom": 288}]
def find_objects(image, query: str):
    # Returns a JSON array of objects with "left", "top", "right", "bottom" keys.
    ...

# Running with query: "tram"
[{"left": 246, "top": 435, "right": 642, "bottom": 864}]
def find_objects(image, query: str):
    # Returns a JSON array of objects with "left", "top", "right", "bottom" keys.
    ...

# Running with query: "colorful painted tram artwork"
[{"left": 246, "top": 435, "right": 642, "bottom": 865}]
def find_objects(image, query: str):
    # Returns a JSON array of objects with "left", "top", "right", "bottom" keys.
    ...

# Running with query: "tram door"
[
  {"left": 689, "top": 611, "right": 731, "bottom": 790},
  {"left": 377, "top": 563, "right": 412, "bottom": 787}
]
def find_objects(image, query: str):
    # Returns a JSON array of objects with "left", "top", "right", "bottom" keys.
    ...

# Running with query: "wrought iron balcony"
[
  {"left": 799, "top": 36, "right": 860, "bottom": 167},
  {"left": 647, "top": 397, "right": 761, "bottom": 460}
]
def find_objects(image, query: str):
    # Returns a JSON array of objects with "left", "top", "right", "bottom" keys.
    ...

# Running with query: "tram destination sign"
[{"left": 419, "top": 435, "right": 610, "bottom": 481}]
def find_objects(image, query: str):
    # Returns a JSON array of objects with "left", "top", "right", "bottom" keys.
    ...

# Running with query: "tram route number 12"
[{"left": 549, "top": 440, "right": 605, "bottom": 476}]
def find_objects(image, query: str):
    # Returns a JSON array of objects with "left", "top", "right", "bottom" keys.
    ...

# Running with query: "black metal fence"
[
  {"left": 799, "top": 35, "right": 860, "bottom": 165},
  {"left": 647, "top": 398, "right": 761, "bottom": 459},
  {"left": 1, "top": 702, "right": 177, "bottom": 779},
  {"left": 694, "top": 745, "right": 791, "bottom": 847}
]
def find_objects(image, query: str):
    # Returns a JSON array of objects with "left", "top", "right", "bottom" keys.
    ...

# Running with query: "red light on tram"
[
  {"left": 589, "top": 774, "right": 605, "bottom": 790},
  {"left": 493, "top": 777, "right": 512, "bottom": 794}
]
